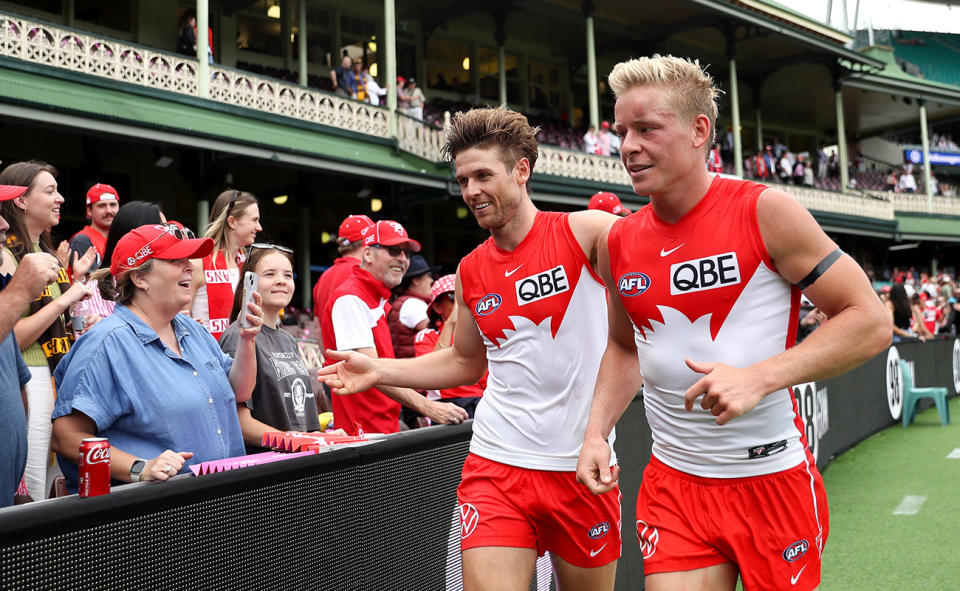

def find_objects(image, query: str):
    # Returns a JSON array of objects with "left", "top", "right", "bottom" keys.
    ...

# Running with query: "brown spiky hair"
[{"left": 442, "top": 107, "right": 540, "bottom": 177}]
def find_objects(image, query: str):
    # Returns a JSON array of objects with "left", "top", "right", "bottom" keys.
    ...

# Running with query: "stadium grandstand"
[{"left": 0, "top": 0, "right": 959, "bottom": 589}]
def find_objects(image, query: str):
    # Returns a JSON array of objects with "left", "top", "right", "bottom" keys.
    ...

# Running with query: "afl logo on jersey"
[
  {"left": 475, "top": 293, "right": 502, "bottom": 316},
  {"left": 618, "top": 272, "right": 651, "bottom": 296}
]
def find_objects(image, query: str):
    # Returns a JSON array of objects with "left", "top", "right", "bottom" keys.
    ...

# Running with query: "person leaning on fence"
[{"left": 51, "top": 224, "right": 262, "bottom": 492}]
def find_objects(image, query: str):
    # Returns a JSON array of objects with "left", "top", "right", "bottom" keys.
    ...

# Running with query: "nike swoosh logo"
[
  {"left": 791, "top": 565, "right": 807, "bottom": 585},
  {"left": 660, "top": 244, "right": 684, "bottom": 257},
  {"left": 505, "top": 265, "right": 523, "bottom": 277},
  {"left": 589, "top": 544, "right": 607, "bottom": 557}
]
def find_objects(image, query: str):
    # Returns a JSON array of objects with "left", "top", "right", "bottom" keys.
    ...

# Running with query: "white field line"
[
  {"left": 947, "top": 448, "right": 960, "bottom": 459},
  {"left": 892, "top": 495, "right": 927, "bottom": 515}
]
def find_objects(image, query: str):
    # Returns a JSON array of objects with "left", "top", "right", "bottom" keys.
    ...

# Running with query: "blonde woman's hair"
[
  {"left": 608, "top": 55, "right": 719, "bottom": 149},
  {"left": 204, "top": 190, "right": 258, "bottom": 256}
]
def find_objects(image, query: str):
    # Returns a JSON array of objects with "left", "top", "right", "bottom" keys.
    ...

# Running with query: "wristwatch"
[{"left": 129, "top": 459, "right": 147, "bottom": 482}]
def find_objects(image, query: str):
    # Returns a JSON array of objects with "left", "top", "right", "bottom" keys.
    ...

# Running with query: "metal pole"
[
  {"left": 836, "top": 87, "right": 849, "bottom": 194},
  {"left": 498, "top": 45, "right": 507, "bottom": 106},
  {"left": 298, "top": 0, "right": 308, "bottom": 87},
  {"left": 197, "top": 0, "right": 210, "bottom": 98},
  {"left": 384, "top": 0, "right": 397, "bottom": 137},
  {"left": 584, "top": 2, "right": 599, "bottom": 129},
  {"left": 197, "top": 199, "right": 210, "bottom": 236},
  {"left": 729, "top": 58, "right": 743, "bottom": 178},
  {"left": 920, "top": 99, "right": 932, "bottom": 212},
  {"left": 825, "top": 0, "right": 833, "bottom": 26}
]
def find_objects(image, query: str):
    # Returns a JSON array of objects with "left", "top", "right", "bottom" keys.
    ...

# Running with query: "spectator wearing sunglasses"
[
  {"left": 219, "top": 244, "right": 323, "bottom": 441},
  {"left": 413, "top": 274, "right": 485, "bottom": 419},
  {"left": 311, "top": 214, "right": 374, "bottom": 350},
  {"left": 189, "top": 190, "right": 262, "bottom": 341},
  {"left": 319, "top": 220, "right": 468, "bottom": 435},
  {"left": 51, "top": 224, "right": 262, "bottom": 492}
]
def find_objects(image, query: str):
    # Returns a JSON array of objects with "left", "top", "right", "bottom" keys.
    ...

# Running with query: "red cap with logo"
[
  {"left": 588, "top": 192, "right": 631, "bottom": 216},
  {"left": 430, "top": 273, "right": 456, "bottom": 305},
  {"left": 0, "top": 185, "right": 27, "bottom": 202},
  {"left": 110, "top": 224, "right": 213, "bottom": 275},
  {"left": 337, "top": 214, "right": 375, "bottom": 242},
  {"left": 362, "top": 220, "right": 422, "bottom": 252},
  {"left": 86, "top": 183, "right": 119, "bottom": 207}
]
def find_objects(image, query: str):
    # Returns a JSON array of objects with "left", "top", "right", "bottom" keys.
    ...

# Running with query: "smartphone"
[{"left": 239, "top": 271, "right": 258, "bottom": 328}]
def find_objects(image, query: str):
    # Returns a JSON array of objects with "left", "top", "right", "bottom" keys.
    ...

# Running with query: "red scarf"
[{"left": 201, "top": 249, "right": 235, "bottom": 340}]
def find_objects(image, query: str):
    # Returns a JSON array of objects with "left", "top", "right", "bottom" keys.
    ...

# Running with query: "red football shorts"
[
  {"left": 636, "top": 455, "right": 829, "bottom": 591},
  {"left": 457, "top": 453, "right": 621, "bottom": 568}
]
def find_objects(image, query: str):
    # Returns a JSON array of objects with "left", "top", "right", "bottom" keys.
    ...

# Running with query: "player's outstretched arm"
[
  {"left": 684, "top": 187, "right": 892, "bottom": 425},
  {"left": 577, "top": 226, "right": 643, "bottom": 495},
  {"left": 319, "top": 267, "right": 488, "bottom": 394}
]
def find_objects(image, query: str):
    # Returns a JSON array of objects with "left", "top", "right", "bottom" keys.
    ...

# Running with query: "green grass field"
[{"left": 820, "top": 399, "right": 960, "bottom": 590}]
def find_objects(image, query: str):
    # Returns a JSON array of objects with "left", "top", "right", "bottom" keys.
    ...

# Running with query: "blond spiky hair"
[{"left": 608, "top": 55, "right": 719, "bottom": 147}]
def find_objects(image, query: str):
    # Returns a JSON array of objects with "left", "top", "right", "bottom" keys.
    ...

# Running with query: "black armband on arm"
[{"left": 795, "top": 248, "right": 843, "bottom": 290}]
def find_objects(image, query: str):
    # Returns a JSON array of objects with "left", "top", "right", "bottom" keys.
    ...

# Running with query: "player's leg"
[
  {"left": 550, "top": 552, "right": 617, "bottom": 591},
  {"left": 462, "top": 546, "right": 538, "bottom": 591},
  {"left": 644, "top": 563, "right": 739, "bottom": 591}
]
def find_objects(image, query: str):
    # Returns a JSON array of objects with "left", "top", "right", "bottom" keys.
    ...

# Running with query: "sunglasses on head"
[
  {"left": 248, "top": 242, "right": 293, "bottom": 254},
  {"left": 373, "top": 244, "right": 412, "bottom": 258}
]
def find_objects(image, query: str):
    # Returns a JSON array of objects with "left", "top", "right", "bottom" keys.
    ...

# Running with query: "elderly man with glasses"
[{"left": 319, "top": 220, "right": 468, "bottom": 435}]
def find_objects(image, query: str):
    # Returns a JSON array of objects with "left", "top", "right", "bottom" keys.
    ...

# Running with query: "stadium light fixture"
[
  {"left": 370, "top": 63, "right": 377, "bottom": 77},
  {"left": 267, "top": 1, "right": 280, "bottom": 19},
  {"left": 321, "top": 232, "right": 332, "bottom": 243},
  {"left": 462, "top": 57, "right": 470, "bottom": 71},
  {"left": 457, "top": 207, "right": 468, "bottom": 219},
  {"left": 370, "top": 198, "right": 383, "bottom": 213},
  {"left": 273, "top": 195, "right": 288, "bottom": 205}
]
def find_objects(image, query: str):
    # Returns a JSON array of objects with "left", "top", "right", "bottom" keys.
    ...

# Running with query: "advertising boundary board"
[{"left": 0, "top": 340, "right": 955, "bottom": 590}]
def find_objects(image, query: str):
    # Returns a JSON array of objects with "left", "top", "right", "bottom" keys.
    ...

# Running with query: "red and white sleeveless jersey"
[
  {"left": 460, "top": 211, "right": 616, "bottom": 471},
  {"left": 608, "top": 177, "right": 806, "bottom": 478}
]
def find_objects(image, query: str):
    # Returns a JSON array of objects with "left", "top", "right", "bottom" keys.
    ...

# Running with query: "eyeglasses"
[
  {"left": 372, "top": 244, "right": 412, "bottom": 258},
  {"left": 127, "top": 223, "right": 185, "bottom": 269},
  {"left": 248, "top": 243, "right": 293, "bottom": 254},
  {"left": 228, "top": 190, "right": 239, "bottom": 213}
]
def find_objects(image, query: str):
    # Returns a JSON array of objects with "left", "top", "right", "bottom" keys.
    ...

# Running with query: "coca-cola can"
[{"left": 78, "top": 437, "right": 111, "bottom": 497}]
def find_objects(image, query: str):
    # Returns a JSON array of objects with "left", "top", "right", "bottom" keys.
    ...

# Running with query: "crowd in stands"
[{"left": 0, "top": 161, "right": 483, "bottom": 508}]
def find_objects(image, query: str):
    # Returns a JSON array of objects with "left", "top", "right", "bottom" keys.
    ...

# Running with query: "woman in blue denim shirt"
[{"left": 51, "top": 224, "right": 263, "bottom": 490}]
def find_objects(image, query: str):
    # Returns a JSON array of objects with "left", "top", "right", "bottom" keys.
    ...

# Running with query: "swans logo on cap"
[
  {"left": 618, "top": 272, "right": 651, "bottom": 296},
  {"left": 475, "top": 293, "right": 501, "bottom": 316}
]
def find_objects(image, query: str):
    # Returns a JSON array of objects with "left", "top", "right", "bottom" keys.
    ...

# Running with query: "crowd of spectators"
[{"left": 0, "top": 158, "right": 466, "bottom": 509}]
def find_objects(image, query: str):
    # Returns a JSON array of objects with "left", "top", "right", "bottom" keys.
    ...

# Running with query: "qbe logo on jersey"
[
  {"left": 515, "top": 265, "right": 569, "bottom": 306},
  {"left": 670, "top": 252, "right": 740, "bottom": 296}
]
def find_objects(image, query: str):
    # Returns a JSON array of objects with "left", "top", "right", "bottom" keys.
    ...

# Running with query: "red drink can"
[{"left": 78, "top": 437, "right": 111, "bottom": 497}]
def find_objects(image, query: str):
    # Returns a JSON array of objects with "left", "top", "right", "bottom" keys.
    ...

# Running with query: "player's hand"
[
  {"left": 683, "top": 358, "right": 766, "bottom": 425},
  {"left": 318, "top": 350, "right": 378, "bottom": 394},
  {"left": 423, "top": 400, "right": 468, "bottom": 425},
  {"left": 576, "top": 435, "right": 620, "bottom": 495}
]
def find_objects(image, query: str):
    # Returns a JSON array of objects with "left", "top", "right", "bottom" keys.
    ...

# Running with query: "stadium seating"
[
  {"left": 891, "top": 31, "right": 960, "bottom": 87},
  {"left": 898, "top": 358, "right": 950, "bottom": 427}
]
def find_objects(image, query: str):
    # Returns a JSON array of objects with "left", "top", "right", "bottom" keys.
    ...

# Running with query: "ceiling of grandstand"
[{"left": 399, "top": 0, "right": 960, "bottom": 140}]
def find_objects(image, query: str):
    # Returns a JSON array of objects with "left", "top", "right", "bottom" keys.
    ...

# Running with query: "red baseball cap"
[
  {"left": 86, "top": 183, "right": 119, "bottom": 207},
  {"left": 430, "top": 273, "right": 456, "bottom": 305},
  {"left": 588, "top": 192, "right": 631, "bottom": 216},
  {"left": 110, "top": 223, "right": 213, "bottom": 275},
  {"left": 337, "top": 214, "right": 374, "bottom": 242},
  {"left": 600, "top": 120, "right": 610, "bottom": 129},
  {"left": 362, "top": 220, "right": 421, "bottom": 252},
  {"left": 0, "top": 185, "right": 27, "bottom": 201}
]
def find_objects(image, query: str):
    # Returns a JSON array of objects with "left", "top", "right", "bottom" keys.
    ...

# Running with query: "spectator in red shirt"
[
  {"left": 319, "top": 220, "right": 467, "bottom": 435},
  {"left": 68, "top": 183, "right": 119, "bottom": 274},
  {"left": 311, "top": 214, "right": 374, "bottom": 349}
]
